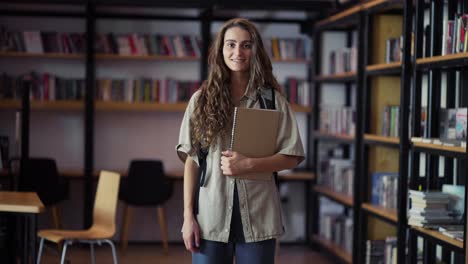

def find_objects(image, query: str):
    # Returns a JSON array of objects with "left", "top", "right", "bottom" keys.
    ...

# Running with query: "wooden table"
[{"left": 0, "top": 191, "right": 44, "bottom": 264}]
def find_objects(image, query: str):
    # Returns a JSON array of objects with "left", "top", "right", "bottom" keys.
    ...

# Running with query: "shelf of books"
[
  {"left": 314, "top": 72, "right": 356, "bottom": 82},
  {"left": 416, "top": 53, "right": 468, "bottom": 68},
  {"left": 411, "top": 139, "right": 466, "bottom": 157},
  {"left": 361, "top": 203, "right": 397, "bottom": 223},
  {"left": 364, "top": 134, "right": 399, "bottom": 147},
  {"left": 312, "top": 131, "right": 355, "bottom": 143},
  {"left": 311, "top": 235, "right": 352, "bottom": 264},
  {"left": 0, "top": 51, "right": 84, "bottom": 60},
  {"left": 411, "top": 226, "right": 463, "bottom": 250},
  {"left": 315, "top": 4, "right": 361, "bottom": 30},
  {"left": 361, "top": 0, "right": 403, "bottom": 13},
  {"left": 0, "top": 99, "right": 21, "bottom": 110},
  {"left": 313, "top": 185, "right": 353, "bottom": 207},
  {"left": 366, "top": 62, "right": 401, "bottom": 75}
]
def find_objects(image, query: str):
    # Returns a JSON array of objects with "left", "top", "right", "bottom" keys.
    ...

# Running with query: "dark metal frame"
[{"left": 310, "top": 7, "right": 361, "bottom": 263}]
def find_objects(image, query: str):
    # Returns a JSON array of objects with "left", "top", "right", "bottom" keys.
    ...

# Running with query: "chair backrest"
[
  {"left": 93, "top": 170, "right": 121, "bottom": 233},
  {"left": 127, "top": 159, "right": 165, "bottom": 186},
  {"left": 19, "top": 158, "right": 59, "bottom": 192}
]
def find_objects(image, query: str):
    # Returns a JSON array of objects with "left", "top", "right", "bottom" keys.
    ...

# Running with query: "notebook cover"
[{"left": 229, "top": 107, "right": 280, "bottom": 180}]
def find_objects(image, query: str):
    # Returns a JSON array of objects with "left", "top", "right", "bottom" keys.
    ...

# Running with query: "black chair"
[
  {"left": 17, "top": 157, "right": 69, "bottom": 229},
  {"left": 119, "top": 159, "right": 173, "bottom": 254}
]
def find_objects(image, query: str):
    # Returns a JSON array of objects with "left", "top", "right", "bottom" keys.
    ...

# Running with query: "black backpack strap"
[
  {"left": 257, "top": 87, "right": 280, "bottom": 188},
  {"left": 193, "top": 146, "right": 208, "bottom": 215}
]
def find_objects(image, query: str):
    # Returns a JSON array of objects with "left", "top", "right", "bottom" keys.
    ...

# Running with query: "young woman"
[{"left": 176, "top": 18, "right": 304, "bottom": 264}]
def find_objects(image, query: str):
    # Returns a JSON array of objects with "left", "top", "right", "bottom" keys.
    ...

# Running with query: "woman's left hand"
[{"left": 221, "top": 150, "right": 250, "bottom": 176}]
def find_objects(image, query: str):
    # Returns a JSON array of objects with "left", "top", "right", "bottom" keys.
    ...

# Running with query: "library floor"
[{"left": 39, "top": 243, "right": 335, "bottom": 264}]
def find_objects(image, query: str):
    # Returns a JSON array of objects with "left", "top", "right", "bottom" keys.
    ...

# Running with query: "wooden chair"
[
  {"left": 119, "top": 160, "right": 173, "bottom": 254},
  {"left": 36, "top": 170, "right": 121, "bottom": 264}
]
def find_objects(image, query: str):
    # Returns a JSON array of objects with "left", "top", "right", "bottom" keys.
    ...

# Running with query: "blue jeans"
[{"left": 192, "top": 239, "right": 276, "bottom": 264}]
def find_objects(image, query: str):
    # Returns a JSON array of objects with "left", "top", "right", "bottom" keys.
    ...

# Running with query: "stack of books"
[{"left": 408, "top": 190, "right": 456, "bottom": 228}]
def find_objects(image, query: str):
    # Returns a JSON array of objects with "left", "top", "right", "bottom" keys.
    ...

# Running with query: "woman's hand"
[
  {"left": 182, "top": 215, "right": 200, "bottom": 253},
  {"left": 221, "top": 150, "right": 250, "bottom": 175}
]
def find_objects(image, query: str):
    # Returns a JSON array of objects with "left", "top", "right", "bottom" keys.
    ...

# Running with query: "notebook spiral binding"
[{"left": 229, "top": 107, "right": 239, "bottom": 150}]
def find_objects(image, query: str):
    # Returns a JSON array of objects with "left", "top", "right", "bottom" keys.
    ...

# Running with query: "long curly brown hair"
[{"left": 191, "top": 18, "right": 281, "bottom": 150}]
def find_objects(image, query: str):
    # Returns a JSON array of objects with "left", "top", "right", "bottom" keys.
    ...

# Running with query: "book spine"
[{"left": 229, "top": 107, "right": 239, "bottom": 150}]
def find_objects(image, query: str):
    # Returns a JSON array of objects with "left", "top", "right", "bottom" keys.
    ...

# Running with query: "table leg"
[
  {"left": 4, "top": 213, "right": 16, "bottom": 263},
  {"left": 29, "top": 214, "right": 37, "bottom": 264},
  {"left": 22, "top": 214, "right": 28, "bottom": 264}
]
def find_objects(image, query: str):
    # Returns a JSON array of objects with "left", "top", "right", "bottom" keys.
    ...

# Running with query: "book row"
[
  {"left": 320, "top": 213, "right": 353, "bottom": 254},
  {"left": 281, "top": 77, "right": 310, "bottom": 107},
  {"left": 442, "top": 13, "right": 468, "bottom": 56},
  {"left": 365, "top": 237, "right": 397, "bottom": 264},
  {"left": 370, "top": 172, "right": 398, "bottom": 210},
  {"left": 0, "top": 26, "right": 310, "bottom": 60},
  {"left": 408, "top": 186, "right": 465, "bottom": 229},
  {"left": 0, "top": 73, "right": 310, "bottom": 106},
  {"left": 318, "top": 158, "right": 354, "bottom": 197},
  {"left": 385, "top": 36, "right": 402, "bottom": 63},
  {"left": 319, "top": 106, "right": 356, "bottom": 136},
  {"left": 0, "top": 73, "right": 200, "bottom": 103},
  {"left": 381, "top": 105, "right": 400, "bottom": 138},
  {"left": 328, "top": 47, "right": 357, "bottom": 74}
]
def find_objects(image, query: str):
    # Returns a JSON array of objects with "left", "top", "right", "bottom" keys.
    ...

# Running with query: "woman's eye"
[
  {"left": 227, "top": 43, "right": 235, "bottom": 48},
  {"left": 244, "top": 43, "right": 252, "bottom": 49}
]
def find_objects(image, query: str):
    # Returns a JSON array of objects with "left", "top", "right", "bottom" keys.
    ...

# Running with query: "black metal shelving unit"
[
  {"left": 406, "top": 0, "right": 468, "bottom": 263},
  {"left": 311, "top": 5, "right": 361, "bottom": 263}
]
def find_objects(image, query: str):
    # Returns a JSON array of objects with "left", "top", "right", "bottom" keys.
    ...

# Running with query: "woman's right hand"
[{"left": 182, "top": 214, "right": 200, "bottom": 253}]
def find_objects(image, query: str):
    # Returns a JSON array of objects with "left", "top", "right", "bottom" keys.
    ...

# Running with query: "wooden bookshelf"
[
  {"left": 315, "top": 71, "right": 356, "bottom": 82},
  {"left": 416, "top": 52, "right": 468, "bottom": 65},
  {"left": 364, "top": 134, "right": 399, "bottom": 145},
  {"left": 366, "top": 61, "right": 401, "bottom": 74},
  {"left": 32, "top": 101, "right": 83, "bottom": 110},
  {"left": 0, "top": 99, "right": 21, "bottom": 109},
  {"left": 411, "top": 141, "right": 466, "bottom": 154},
  {"left": 315, "top": 4, "right": 362, "bottom": 28},
  {"left": 313, "top": 185, "right": 353, "bottom": 207},
  {"left": 311, "top": 235, "right": 352, "bottom": 264},
  {"left": 0, "top": 100, "right": 311, "bottom": 113},
  {"left": 313, "top": 131, "right": 355, "bottom": 142},
  {"left": 0, "top": 51, "right": 84, "bottom": 59},
  {"left": 291, "top": 104, "right": 312, "bottom": 113},
  {"left": 96, "top": 101, "right": 187, "bottom": 112},
  {"left": 362, "top": 203, "right": 397, "bottom": 223},
  {"left": 96, "top": 53, "right": 199, "bottom": 61},
  {"left": 0, "top": 51, "right": 311, "bottom": 64},
  {"left": 411, "top": 226, "right": 463, "bottom": 249},
  {"left": 362, "top": 0, "right": 403, "bottom": 12},
  {"left": 271, "top": 58, "right": 311, "bottom": 64}
]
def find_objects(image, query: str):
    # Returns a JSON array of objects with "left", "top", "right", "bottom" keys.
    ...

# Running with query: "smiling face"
[{"left": 222, "top": 26, "right": 253, "bottom": 73}]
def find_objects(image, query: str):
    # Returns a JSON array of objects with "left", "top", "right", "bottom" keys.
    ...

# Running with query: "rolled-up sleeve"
[
  {"left": 275, "top": 92, "right": 305, "bottom": 164},
  {"left": 176, "top": 91, "right": 200, "bottom": 166}
]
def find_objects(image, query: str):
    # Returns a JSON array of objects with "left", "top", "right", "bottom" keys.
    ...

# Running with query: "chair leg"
[
  {"left": 120, "top": 203, "right": 132, "bottom": 253},
  {"left": 60, "top": 240, "right": 70, "bottom": 264},
  {"left": 51, "top": 206, "right": 64, "bottom": 251},
  {"left": 104, "top": 239, "right": 119, "bottom": 264},
  {"left": 157, "top": 206, "right": 169, "bottom": 255},
  {"left": 51, "top": 205, "right": 62, "bottom": 229},
  {"left": 90, "top": 242, "right": 96, "bottom": 264},
  {"left": 37, "top": 238, "right": 45, "bottom": 264}
]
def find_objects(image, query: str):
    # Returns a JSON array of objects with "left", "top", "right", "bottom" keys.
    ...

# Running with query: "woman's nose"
[{"left": 233, "top": 46, "right": 242, "bottom": 55}]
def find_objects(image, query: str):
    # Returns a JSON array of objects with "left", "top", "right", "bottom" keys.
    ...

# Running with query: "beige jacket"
[{"left": 176, "top": 87, "right": 304, "bottom": 243}]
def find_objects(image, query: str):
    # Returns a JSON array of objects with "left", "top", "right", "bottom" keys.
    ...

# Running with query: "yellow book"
[{"left": 229, "top": 107, "right": 280, "bottom": 180}]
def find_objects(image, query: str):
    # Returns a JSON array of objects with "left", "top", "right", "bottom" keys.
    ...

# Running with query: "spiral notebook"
[{"left": 229, "top": 107, "right": 281, "bottom": 180}]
